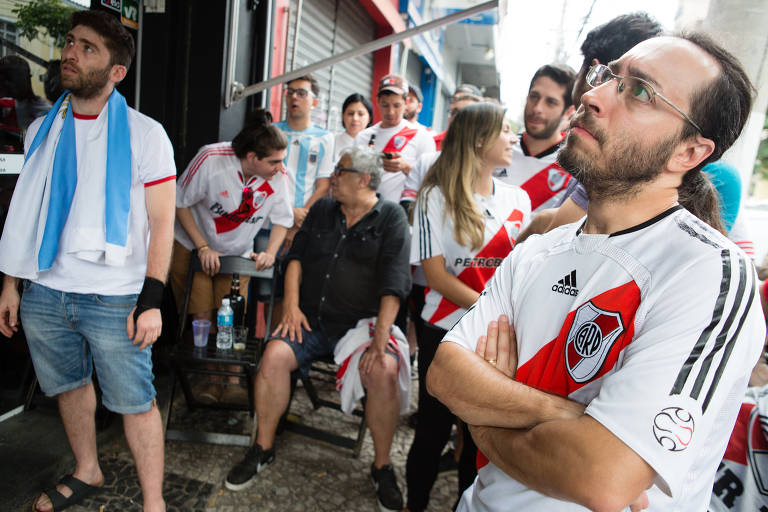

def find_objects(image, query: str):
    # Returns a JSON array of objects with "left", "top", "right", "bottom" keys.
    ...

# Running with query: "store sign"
[
  {"left": 0, "top": 154, "right": 23, "bottom": 175},
  {"left": 122, "top": 0, "right": 139, "bottom": 30},
  {"left": 101, "top": 0, "right": 121, "bottom": 12}
]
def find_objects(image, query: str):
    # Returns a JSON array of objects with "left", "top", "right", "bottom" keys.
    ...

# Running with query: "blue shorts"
[
  {"left": 20, "top": 281, "right": 156, "bottom": 414},
  {"left": 272, "top": 326, "right": 397, "bottom": 379},
  {"left": 272, "top": 327, "right": 341, "bottom": 379}
]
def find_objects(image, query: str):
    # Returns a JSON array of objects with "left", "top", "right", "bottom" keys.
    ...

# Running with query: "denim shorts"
[
  {"left": 20, "top": 281, "right": 156, "bottom": 414},
  {"left": 272, "top": 327, "right": 341, "bottom": 379},
  {"left": 273, "top": 326, "right": 397, "bottom": 379}
]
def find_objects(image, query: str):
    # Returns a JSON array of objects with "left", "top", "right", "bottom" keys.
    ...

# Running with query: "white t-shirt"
[
  {"left": 274, "top": 121, "right": 334, "bottom": 208},
  {"left": 355, "top": 120, "right": 436, "bottom": 203},
  {"left": 175, "top": 142, "right": 293, "bottom": 257},
  {"left": 493, "top": 132, "right": 571, "bottom": 214},
  {"left": 411, "top": 179, "right": 531, "bottom": 330},
  {"left": 447, "top": 206, "right": 765, "bottom": 512},
  {"left": 401, "top": 151, "right": 438, "bottom": 203},
  {"left": 334, "top": 131, "right": 355, "bottom": 162},
  {"left": 32, "top": 108, "right": 176, "bottom": 295}
]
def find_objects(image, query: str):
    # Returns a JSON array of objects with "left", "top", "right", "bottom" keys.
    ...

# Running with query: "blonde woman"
[{"left": 405, "top": 102, "right": 531, "bottom": 512}]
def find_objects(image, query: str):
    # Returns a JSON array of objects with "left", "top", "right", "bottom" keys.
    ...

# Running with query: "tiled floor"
[{"left": 16, "top": 364, "right": 461, "bottom": 512}]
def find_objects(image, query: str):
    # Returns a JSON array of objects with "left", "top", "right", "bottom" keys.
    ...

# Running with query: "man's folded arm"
[
  {"left": 427, "top": 341, "right": 584, "bottom": 429},
  {"left": 470, "top": 416, "right": 655, "bottom": 512}
]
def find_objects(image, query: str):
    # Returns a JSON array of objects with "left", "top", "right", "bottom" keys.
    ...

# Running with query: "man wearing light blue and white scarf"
[{"left": 0, "top": 11, "right": 175, "bottom": 512}]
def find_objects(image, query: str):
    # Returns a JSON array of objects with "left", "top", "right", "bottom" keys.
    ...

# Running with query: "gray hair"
[{"left": 339, "top": 145, "right": 382, "bottom": 191}]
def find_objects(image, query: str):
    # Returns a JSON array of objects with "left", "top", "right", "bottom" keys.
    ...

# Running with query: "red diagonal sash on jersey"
[
  {"left": 383, "top": 126, "right": 419, "bottom": 153},
  {"left": 520, "top": 162, "right": 571, "bottom": 210},
  {"left": 476, "top": 280, "right": 641, "bottom": 470},
  {"left": 427, "top": 209, "right": 524, "bottom": 325},
  {"left": 214, "top": 180, "right": 274, "bottom": 234}
]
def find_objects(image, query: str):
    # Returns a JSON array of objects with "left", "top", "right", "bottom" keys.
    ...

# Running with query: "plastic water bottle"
[{"left": 216, "top": 298, "right": 234, "bottom": 350}]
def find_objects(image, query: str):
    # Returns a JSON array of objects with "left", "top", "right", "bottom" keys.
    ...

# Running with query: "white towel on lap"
[{"left": 333, "top": 318, "right": 411, "bottom": 415}]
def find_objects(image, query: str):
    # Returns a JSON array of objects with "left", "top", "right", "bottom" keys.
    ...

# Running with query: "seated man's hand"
[
  {"left": 475, "top": 314, "right": 518, "bottom": 379},
  {"left": 359, "top": 345, "right": 388, "bottom": 376},
  {"left": 292, "top": 207, "right": 308, "bottom": 227},
  {"left": 199, "top": 247, "right": 222, "bottom": 276},
  {"left": 250, "top": 251, "right": 275, "bottom": 271},
  {"left": 273, "top": 305, "right": 311, "bottom": 343}
]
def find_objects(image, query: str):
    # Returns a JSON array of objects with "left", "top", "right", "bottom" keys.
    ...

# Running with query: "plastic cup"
[
  {"left": 233, "top": 326, "right": 247, "bottom": 350},
  {"left": 192, "top": 319, "right": 211, "bottom": 347}
]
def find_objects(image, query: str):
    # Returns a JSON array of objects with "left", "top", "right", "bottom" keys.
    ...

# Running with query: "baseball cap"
[
  {"left": 454, "top": 83, "right": 482, "bottom": 97},
  {"left": 378, "top": 74, "right": 408, "bottom": 97}
]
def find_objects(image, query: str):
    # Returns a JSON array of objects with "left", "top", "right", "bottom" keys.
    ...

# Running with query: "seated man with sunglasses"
[
  {"left": 428, "top": 34, "right": 764, "bottom": 512},
  {"left": 225, "top": 145, "right": 411, "bottom": 512}
]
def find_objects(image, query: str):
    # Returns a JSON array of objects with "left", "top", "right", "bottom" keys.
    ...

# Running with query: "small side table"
[{"left": 164, "top": 338, "right": 260, "bottom": 446}]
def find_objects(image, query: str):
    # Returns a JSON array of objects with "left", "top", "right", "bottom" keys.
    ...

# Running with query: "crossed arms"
[{"left": 427, "top": 319, "right": 654, "bottom": 512}]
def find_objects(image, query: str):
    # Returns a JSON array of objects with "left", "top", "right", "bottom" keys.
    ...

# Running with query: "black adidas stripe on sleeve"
[{"left": 670, "top": 250, "right": 755, "bottom": 413}]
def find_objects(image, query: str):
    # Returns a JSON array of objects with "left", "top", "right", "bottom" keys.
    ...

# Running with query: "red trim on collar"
[{"left": 73, "top": 112, "right": 99, "bottom": 120}]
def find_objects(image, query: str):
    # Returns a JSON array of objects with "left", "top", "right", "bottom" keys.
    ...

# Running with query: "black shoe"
[
  {"left": 370, "top": 464, "right": 403, "bottom": 511},
  {"left": 224, "top": 444, "right": 275, "bottom": 491}
]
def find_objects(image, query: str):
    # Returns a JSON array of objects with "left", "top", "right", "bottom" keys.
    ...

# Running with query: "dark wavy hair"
[
  {"left": 71, "top": 9, "right": 135, "bottom": 69},
  {"left": 580, "top": 13, "right": 663, "bottom": 72},
  {"left": 341, "top": 93, "right": 373, "bottom": 129},
  {"left": 232, "top": 109, "right": 288, "bottom": 159},
  {"left": 675, "top": 33, "right": 754, "bottom": 234},
  {"left": 529, "top": 64, "right": 576, "bottom": 110}
]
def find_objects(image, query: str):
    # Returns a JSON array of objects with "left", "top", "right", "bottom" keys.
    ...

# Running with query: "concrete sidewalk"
[{"left": 1, "top": 370, "right": 461, "bottom": 511}]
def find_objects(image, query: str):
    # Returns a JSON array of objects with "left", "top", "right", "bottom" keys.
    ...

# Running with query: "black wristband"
[{"left": 133, "top": 277, "right": 165, "bottom": 323}]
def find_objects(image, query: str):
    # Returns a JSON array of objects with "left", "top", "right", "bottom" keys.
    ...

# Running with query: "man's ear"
[
  {"left": 563, "top": 104, "right": 576, "bottom": 119},
  {"left": 359, "top": 172, "right": 372, "bottom": 189},
  {"left": 668, "top": 135, "right": 715, "bottom": 174},
  {"left": 109, "top": 64, "right": 127, "bottom": 84},
  {"left": 311, "top": 96, "right": 319, "bottom": 108}
]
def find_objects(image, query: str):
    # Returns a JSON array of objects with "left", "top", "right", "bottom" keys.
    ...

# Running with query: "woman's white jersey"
[{"left": 411, "top": 179, "right": 531, "bottom": 330}]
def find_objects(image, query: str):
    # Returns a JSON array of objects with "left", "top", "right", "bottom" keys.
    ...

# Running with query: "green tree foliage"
[
  {"left": 756, "top": 111, "right": 768, "bottom": 180},
  {"left": 12, "top": 0, "right": 77, "bottom": 47}
]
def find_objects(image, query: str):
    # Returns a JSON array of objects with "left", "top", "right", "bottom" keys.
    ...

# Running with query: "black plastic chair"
[{"left": 164, "top": 250, "right": 276, "bottom": 446}]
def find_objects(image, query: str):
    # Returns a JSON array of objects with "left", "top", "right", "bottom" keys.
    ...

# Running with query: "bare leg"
[
  {"left": 361, "top": 356, "right": 400, "bottom": 468},
  {"left": 254, "top": 339, "right": 298, "bottom": 449},
  {"left": 123, "top": 403, "right": 166, "bottom": 512},
  {"left": 34, "top": 383, "right": 103, "bottom": 511}
]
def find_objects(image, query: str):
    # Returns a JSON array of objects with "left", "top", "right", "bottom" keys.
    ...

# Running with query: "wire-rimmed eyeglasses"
[{"left": 585, "top": 64, "right": 703, "bottom": 135}]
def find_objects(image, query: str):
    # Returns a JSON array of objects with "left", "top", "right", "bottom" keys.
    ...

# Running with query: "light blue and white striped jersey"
[{"left": 275, "top": 121, "right": 335, "bottom": 208}]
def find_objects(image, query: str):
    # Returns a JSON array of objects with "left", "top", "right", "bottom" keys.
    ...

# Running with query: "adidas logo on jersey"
[{"left": 552, "top": 270, "right": 579, "bottom": 296}]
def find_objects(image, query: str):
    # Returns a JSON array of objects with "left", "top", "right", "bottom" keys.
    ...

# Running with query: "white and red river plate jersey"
[
  {"left": 710, "top": 385, "right": 768, "bottom": 512},
  {"left": 411, "top": 179, "right": 531, "bottom": 330},
  {"left": 447, "top": 206, "right": 765, "bottom": 512},
  {"left": 493, "top": 133, "right": 570, "bottom": 214}
]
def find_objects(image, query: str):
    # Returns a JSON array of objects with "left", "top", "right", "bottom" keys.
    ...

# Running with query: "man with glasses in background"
[
  {"left": 225, "top": 145, "right": 411, "bottom": 511},
  {"left": 275, "top": 74, "right": 334, "bottom": 250},
  {"left": 428, "top": 33, "right": 764, "bottom": 512}
]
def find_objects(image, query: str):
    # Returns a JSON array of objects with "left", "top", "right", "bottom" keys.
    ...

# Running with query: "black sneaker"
[
  {"left": 370, "top": 464, "right": 403, "bottom": 511},
  {"left": 224, "top": 444, "right": 275, "bottom": 491}
]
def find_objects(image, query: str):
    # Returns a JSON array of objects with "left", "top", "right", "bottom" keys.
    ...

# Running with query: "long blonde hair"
[{"left": 417, "top": 102, "right": 506, "bottom": 251}]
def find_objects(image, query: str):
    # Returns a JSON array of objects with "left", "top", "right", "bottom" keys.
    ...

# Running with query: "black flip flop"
[{"left": 33, "top": 474, "right": 102, "bottom": 512}]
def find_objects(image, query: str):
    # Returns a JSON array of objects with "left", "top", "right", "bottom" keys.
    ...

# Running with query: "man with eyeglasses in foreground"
[
  {"left": 274, "top": 74, "right": 334, "bottom": 249},
  {"left": 225, "top": 145, "right": 411, "bottom": 511},
  {"left": 428, "top": 33, "right": 765, "bottom": 511}
]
